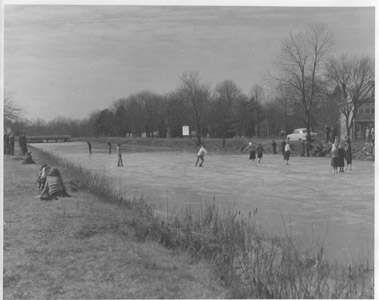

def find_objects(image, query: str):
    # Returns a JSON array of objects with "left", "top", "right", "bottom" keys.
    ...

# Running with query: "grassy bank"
[
  {"left": 3, "top": 151, "right": 227, "bottom": 299},
  {"left": 25, "top": 146, "right": 375, "bottom": 298}
]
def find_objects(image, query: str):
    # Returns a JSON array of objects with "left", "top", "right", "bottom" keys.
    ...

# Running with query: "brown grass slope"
[{"left": 3, "top": 153, "right": 227, "bottom": 299}]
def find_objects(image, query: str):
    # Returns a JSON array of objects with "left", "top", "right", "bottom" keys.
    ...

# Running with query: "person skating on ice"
[
  {"left": 195, "top": 144, "right": 209, "bottom": 167},
  {"left": 284, "top": 140, "right": 291, "bottom": 165},
  {"left": 117, "top": 144, "right": 123, "bottom": 167},
  {"left": 256, "top": 144, "right": 264, "bottom": 163},
  {"left": 243, "top": 142, "right": 256, "bottom": 163}
]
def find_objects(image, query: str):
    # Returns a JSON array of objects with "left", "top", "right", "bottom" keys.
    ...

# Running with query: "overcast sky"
[{"left": 3, "top": 3, "right": 376, "bottom": 121}]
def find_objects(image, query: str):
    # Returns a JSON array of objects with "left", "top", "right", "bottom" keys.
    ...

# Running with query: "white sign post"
[{"left": 182, "top": 125, "right": 189, "bottom": 137}]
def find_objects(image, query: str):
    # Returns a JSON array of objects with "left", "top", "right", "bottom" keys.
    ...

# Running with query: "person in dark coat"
[
  {"left": 87, "top": 141, "right": 92, "bottom": 154},
  {"left": 9, "top": 134, "right": 15, "bottom": 155},
  {"left": 272, "top": 140, "right": 277, "bottom": 154},
  {"left": 249, "top": 146, "right": 256, "bottom": 162},
  {"left": 40, "top": 168, "right": 71, "bottom": 200},
  {"left": 344, "top": 136, "right": 352, "bottom": 171},
  {"left": 4, "top": 133, "right": 9, "bottom": 155},
  {"left": 22, "top": 151, "right": 36, "bottom": 164},
  {"left": 256, "top": 144, "right": 265, "bottom": 163},
  {"left": 331, "top": 145, "right": 339, "bottom": 174},
  {"left": 281, "top": 139, "right": 286, "bottom": 157},
  {"left": 19, "top": 133, "right": 28, "bottom": 156},
  {"left": 337, "top": 143, "right": 345, "bottom": 172},
  {"left": 108, "top": 142, "right": 112, "bottom": 154},
  {"left": 117, "top": 144, "right": 124, "bottom": 166},
  {"left": 4, "top": 133, "right": 7, "bottom": 155}
]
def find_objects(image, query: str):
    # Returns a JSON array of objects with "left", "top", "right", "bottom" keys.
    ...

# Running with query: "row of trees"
[{"left": 5, "top": 23, "right": 374, "bottom": 144}]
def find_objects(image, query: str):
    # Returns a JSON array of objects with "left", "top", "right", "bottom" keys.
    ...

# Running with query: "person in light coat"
[{"left": 195, "top": 144, "right": 209, "bottom": 167}]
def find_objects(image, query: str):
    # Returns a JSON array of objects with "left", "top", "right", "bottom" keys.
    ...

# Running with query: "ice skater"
[
  {"left": 87, "top": 141, "right": 92, "bottom": 154},
  {"left": 117, "top": 144, "right": 123, "bottom": 166},
  {"left": 108, "top": 142, "right": 112, "bottom": 154},
  {"left": 256, "top": 144, "right": 264, "bottom": 163},
  {"left": 272, "top": 140, "right": 277, "bottom": 154},
  {"left": 284, "top": 140, "right": 291, "bottom": 165},
  {"left": 244, "top": 142, "right": 256, "bottom": 163},
  {"left": 338, "top": 143, "right": 345, "bottom": 172},
  {"left": 345, "top": 143, "right": 352, "bottom": 171},
  {"left": 195, "top": 144, "right": 209, "bottom": 167},
  {"left": 249, "top": 146, "right": 256, "bottom": 162},
  {"left": 331, "top": 144, "right": 339, "bottom": 174},
  {"left": 281, "top": 139, "right": 286, "bottom": 157}
]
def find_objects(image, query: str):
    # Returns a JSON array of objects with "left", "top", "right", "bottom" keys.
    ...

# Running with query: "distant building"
[
  {"left": 353, "top": 81, "right": 375, "bottom": 141},
  {"left": 339, "top": 81, "right": 375, "bottom": 141}
]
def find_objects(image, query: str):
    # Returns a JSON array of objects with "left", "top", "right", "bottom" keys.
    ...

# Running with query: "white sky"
[{"left": 2, "top": 1, "right": 376, "bottom": 121}]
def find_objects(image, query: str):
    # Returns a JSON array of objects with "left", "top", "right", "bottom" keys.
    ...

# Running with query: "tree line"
[{"left": 5, "top": 24, "right": 374, "bottom": 144}]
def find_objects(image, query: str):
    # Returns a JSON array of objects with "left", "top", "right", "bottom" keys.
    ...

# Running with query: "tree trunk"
[
  {"left": 196, "top": 125, "right": 201, "bottom": 145},
  {"left": 222, "top": 131, "right": 226, "bottom": 148},
  {"left": 345, "top": 114, "right": 350, "bottom": 139},
  {"left": 306, "top": 111, "right": 311, "bottom": 142}
]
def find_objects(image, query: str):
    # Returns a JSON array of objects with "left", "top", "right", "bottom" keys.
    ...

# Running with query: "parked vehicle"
[{"left": 287, "top": 128, "right": 317, "bottom": 141}]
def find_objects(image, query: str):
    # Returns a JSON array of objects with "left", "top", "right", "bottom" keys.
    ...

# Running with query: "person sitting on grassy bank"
[
  {"left": 22, "top": 151, "right": 36, "bottom": 165},
  {"left": 37, "top": 164, "right": 50, "bottom": 193},
  {"left": 39, "top": 168, "right": 71, "bottom": 200}
]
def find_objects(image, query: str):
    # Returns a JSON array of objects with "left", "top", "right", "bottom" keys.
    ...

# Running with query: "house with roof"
[{"left": 339, "top": 81, "right": 375, "bottom": 141}]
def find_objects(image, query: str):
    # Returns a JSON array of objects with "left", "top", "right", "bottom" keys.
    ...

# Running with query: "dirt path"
[{"left": 3, "top": 154, "right": 227, "bottom": 299}]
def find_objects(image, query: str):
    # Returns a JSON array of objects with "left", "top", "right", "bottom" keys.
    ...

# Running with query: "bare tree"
[
  {"left": 274, "top": 85, "right": 297, "bottom": 133},
  {"left": 326, "top": 54, "right": 375, "bottom": 138},
  {"left": 176, "top": 71, "right": 210, "bottom": 145},
  {"left": 269, "top": 23, "right": 334, "bottom": 141},
  {"left": 249, "top": 84, "right": 267, "bottom": 138},
  {"left": 212, "top": 80, "right": 246, "bottom": 148},
  {"left": 4, "top": 93, "right": 23, "bottom": 128}
]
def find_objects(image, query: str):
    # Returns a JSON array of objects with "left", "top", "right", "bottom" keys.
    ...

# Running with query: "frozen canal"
[{"left": 32, "top": 141, "right": 375, "bottom": 262}]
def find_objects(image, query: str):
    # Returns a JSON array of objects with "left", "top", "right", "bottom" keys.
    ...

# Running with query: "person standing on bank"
[
  {"left": 117, "top": 144, "right": 123, "bottom": 167},
  {"left": 9, "top": 133, "right": 15, "bottom": 155},
  {"left": 108, "top": 142, "right": 112, "bottom": 154},
  {"left": 5, "top": 133, "right": 10, "bottom": 155},
  {"left": 195, "top": 144, "right": 208, "bottom": 167}
]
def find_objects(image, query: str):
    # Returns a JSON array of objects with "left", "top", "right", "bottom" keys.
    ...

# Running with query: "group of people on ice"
[
  {"left": 330, "top": 136, "right": 353, "bottom": 174},
  {"left": 195, "top": 133, "right": 358, "bottom": 172}
]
